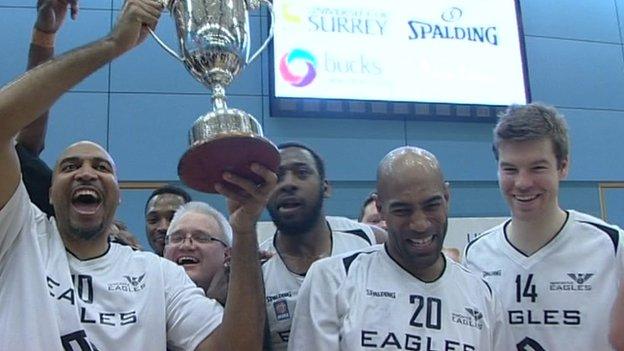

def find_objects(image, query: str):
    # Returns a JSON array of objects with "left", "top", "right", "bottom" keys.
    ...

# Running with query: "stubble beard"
[{"left": 269, "top": 187, "right": 324, "bottom": 236}]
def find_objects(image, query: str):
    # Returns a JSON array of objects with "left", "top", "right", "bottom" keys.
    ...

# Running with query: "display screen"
[{"left": 269, "top": 0, "right": 530, "bottom": 120}]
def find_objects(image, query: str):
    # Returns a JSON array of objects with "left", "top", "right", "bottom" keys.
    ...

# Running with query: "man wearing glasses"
[{"left": 164, "top": 202, "right": 232, "bottom": 305}]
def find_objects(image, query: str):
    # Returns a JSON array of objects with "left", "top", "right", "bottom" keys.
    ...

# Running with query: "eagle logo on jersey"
[
  {"left": 465, "top": 308, "right": 483, "bottom": 321},
  {"left": 567, "top": 273, "right": 593, "bottom": 284},
  {"left": 108, "top": 273, "right": 147, "bottom": 293},
  {"left": 124, "top": 273, "right": 146, "bottom": 288},
  {"left": 452, "top": 307, "right": 484, "bottom": 329}
]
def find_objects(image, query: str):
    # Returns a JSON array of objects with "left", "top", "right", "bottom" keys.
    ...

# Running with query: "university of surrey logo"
[
  {"left": 108, "top": 273, "right": 146, "bottom": 293},
  {"left": 567, "top": 273, "right": 594, "bottom": 284}
]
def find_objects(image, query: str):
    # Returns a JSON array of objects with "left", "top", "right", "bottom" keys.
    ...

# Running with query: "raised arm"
[
  {"left": 0, "top": 0, "right": 163, "bottom": 210},
  {"left": 196, "top": 164, "right": 277, "bottom": 351},
  {"left": 17, "top": 0, "right": 79, "bottom": 155}
]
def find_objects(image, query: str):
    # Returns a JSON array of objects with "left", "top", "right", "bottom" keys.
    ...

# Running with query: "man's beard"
[
  {"left": 69, "top": 222, "right": 106, "bottom": 241},
  {"left": 269, "top": 187, "right": 324, "bottom": 236}
]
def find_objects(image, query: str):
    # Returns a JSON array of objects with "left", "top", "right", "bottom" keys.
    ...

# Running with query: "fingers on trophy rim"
[
  {"left": 250, "top": 163, "right": 278, "bottom": 187},
  {"left": 223, "top": 172, "right": 259, "bottom": 197},
  {"left": 68, "top": 0, "right": 79, "bottom": 19}
]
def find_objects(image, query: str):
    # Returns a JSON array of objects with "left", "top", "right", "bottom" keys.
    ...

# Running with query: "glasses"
[{"left": 165, "top": 231, "right": 228, "bottom": 247}]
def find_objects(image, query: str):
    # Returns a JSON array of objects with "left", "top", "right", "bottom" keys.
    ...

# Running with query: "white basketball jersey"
[
  {"left": 0, "top": 182, "right": 222, "bottom": 351},
  {"left": 261, "top": 224, "right": 373, "bottom": 350},
  {"left": 289, "top": 245, "right": 510, "bottom": 351},
  {"left": 464, "top": 210, "right": 624, "bottom": 351}
]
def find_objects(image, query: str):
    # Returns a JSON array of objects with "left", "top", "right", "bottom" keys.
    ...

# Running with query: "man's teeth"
[
  {"left": 515, "top": 194, "right": 538, "bottom": 202},
  {"left": 73, "top": 189, "right": 100, "bottom": 200},
  {"left": 177, "top": 256, "right": 199, "bottom": 265},
  {"left": 410, "top": 236, "right": 433, "bottom": 245}
]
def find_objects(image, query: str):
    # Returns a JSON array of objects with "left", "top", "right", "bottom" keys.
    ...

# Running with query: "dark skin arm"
[
  {"left": 195, "top": 164, "right": 276, "bottom": 351},
  {"left": 0, "top": 0, "right": 163, "bottom": 209},
  {"left": 17, "top": 0, "right": 79, "bottom": 155}
]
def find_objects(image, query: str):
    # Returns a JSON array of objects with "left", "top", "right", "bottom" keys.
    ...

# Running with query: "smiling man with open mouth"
[
  {"left": 288, "top": 146, "right": 511, "bottom": 350},
  {"left": 464, "top": 103, "right": 624, "bottom": 351},
  {"left": 164, "top": 201, "right": 232, "bottom": 304}
]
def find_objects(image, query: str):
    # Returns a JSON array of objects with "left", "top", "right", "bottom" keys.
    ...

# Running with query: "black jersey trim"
[
  {"left": 464, "top": 222, "right": 505, "bottom": 258},
  {"left": 457, "top": 263, "right": 493, "bottom": 297},
  {"left": 273, "top": 222, "right": 334, "bottom": 277},
  {"left": 504, "top": 211, "right": 570, "bottom": 257},
  {"left": 482, "top": 279, "right": 493, "bottom": 296},
  {"left": 579, "top": 220, "right": 619, "bottom": 255},
  {"left": 342, "top": 250, "right": 376, "bottom": 274},
  {"left": 384, "top": 244, "right": 447, "bottom": 283},
  {"left": 66, "top": 242, "right": 111, "bottom": 261},
  {"left": 342, "top": 228, "right": 372, "bottom": 245}
]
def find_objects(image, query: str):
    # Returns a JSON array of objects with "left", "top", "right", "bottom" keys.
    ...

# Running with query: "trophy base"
[{"left": 178, "top": 134, "right": 280, "bottom": 193}]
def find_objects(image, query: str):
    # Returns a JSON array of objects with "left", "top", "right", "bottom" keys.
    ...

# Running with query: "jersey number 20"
[{"left": 409, "top": 295, "right": 442, "bottom": 330}]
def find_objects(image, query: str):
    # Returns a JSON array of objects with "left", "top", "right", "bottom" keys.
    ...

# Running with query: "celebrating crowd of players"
[{"left": 0, "top": 0, "right": 623, "bottom": 350}]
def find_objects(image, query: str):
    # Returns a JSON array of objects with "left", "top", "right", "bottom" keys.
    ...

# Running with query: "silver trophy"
[{"left": 151, "top": 0, "right": 278, "bottom": 193}]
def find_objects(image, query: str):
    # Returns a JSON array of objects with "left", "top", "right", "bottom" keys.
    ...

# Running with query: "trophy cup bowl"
[{"left": 151, "top": 0, "right": 279, "bottom": 193}]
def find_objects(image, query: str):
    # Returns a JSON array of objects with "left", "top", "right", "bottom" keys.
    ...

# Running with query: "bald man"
[
  {"left": 0, "top": 1, "right": 270, "bottom": 349},
  {"left": 288, "top": 146, "right": 510, "bottom": 350}
]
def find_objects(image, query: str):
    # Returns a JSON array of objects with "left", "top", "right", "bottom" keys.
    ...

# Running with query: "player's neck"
[
  {"left": 507, "top": 207, "right": 567, "bottom": 256},
  {"left": 61, "top": 230, "right": 111, "bottom": 260},
  {"left": 405, "top": 253, "right": 446, "bottom": 283},
  {"left": 276, "top": 217, "right": 331, "bottom": 257}
]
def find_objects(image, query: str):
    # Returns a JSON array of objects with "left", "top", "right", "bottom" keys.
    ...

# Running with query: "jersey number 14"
[{"left": 515, "top": 274, "right": 538, "bottom": 303}]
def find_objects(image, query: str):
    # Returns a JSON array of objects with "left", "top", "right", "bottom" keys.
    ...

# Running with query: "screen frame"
[{"left": 268, "top": 0, "right": 531, "bottom": 122}]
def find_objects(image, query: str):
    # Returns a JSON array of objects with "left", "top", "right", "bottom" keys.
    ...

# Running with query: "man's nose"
[
  {"left": 74, "top": 164, "right": 97, "bottom": 181},
  {"left": 409, "top": 211, "right": 431, "bottom": 233}
]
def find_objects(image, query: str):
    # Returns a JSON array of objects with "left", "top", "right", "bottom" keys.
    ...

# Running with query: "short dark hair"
[
  {"left": 358, "top": 191, "right": 377, "bottom": 222},
  {"left": 144, "top": 185, "right": 192, "bottom": 214},
  {"left": 278, "top": 142, "right": 326, "bottom": 181},
  {"left": 493, "top": 102, "right": 569, "bottom": 168}
]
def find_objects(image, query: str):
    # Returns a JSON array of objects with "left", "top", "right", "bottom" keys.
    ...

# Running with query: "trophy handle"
[
  {"left": 247, "top": 0, "right": 275, "bottom": 64},
  {"left": 148, "top": 27, "right": 185, "bottom": 63}
]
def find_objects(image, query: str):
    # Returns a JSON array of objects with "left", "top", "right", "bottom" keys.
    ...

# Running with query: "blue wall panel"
[
  {"left": 109, "top": 93, "right": 263, "bottom": 180},
  {"left": 405, "top": 120, "right": 497, "bottom": 181},
  {"left": 520, "top": 0, "right": 621, "bottom": 43},
  {"left": 525, "top": 36, "right": 624, "bottom": 110},
  {"left": 602, "top": 186, "right": 624, "bottom": 228},
  {"left": 563, "top": 108, "right": 624, "bottom": 181},
  {"left": 40, "top": 92, "right": 110, "bottom": 166},
  {"left": 0, "top": 7, "right": 111, "bottom": 91}
]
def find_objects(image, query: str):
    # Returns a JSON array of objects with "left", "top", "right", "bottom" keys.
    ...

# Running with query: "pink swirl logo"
[{"left": 279, "top": 49, "right": 317, "bottom": 87}]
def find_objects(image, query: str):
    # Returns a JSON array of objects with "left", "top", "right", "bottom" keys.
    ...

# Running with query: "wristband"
[{"left": 31, "top": 28, "right": 55, "bottom": 48}]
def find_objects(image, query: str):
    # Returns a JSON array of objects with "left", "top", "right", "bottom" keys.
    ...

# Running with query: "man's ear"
[
  {"left": 375, "top": 195, "right": 384, "bottom": 219},
  {"left": 558, "top": 157, "right": 570, "bottom": 180},
  {"left": 323, "top": 180, "right": 331, "bottom": 198},
  {"left": 223, "top": 247, "right": 232, "bottom": 266},
  {"left": 444, "top": 181, "right": 451, "bottom": 205}
]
